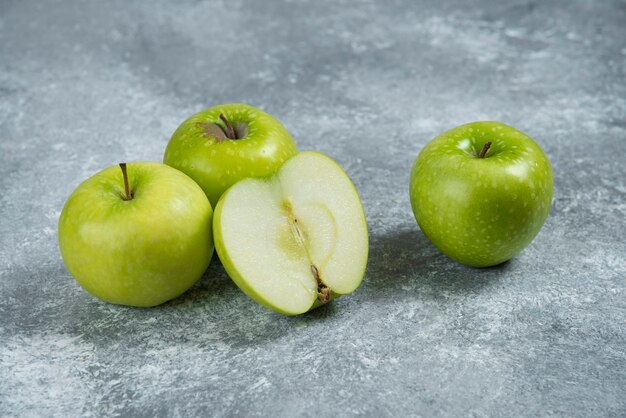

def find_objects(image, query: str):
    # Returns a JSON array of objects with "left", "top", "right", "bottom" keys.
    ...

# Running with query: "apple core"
[{"left": 283, "top": 198, "right": 332, "bottom": 303}]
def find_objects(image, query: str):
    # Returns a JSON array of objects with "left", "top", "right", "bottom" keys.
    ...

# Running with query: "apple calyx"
[
  {"left": 311, "top": 264, "right": 331, "bottom": 303},
  {"left": 118, "top": 162, "right": 133, "bottom": 201},
  {"left": 198, "top": 113, "right": 248, "bottom": 143},
  {"left": 478, "top": 141, "right": 492, "bottom": 158}
]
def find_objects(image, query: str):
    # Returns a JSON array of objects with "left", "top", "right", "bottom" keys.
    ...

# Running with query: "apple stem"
[
  {"left": 219, "top": 113, "right": 237, "bottom": 140},
  {"left": 479, "top": 141, "right": 492, "bottom": 158},
  {"left": 119, "top": 162, "right": 132, "bottom": 201}
]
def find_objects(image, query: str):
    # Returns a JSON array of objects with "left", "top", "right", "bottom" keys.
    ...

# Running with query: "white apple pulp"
[{"left": 214, "top": 151, "right": 368, "bottom": 315}]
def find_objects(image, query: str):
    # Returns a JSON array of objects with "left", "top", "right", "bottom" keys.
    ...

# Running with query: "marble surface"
[{"left": 1, "top": 0, "right": 625, "bottom": 416}]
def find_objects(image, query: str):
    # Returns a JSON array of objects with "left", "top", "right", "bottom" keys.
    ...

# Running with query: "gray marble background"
[{"left": 1, "top": 0, "right": 625, "bottom": 416}]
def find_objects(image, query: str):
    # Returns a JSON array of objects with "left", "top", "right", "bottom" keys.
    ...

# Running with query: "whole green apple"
[
  {"left": 58, "top": 162, "right": 214, "bottom": 307},
  {"left": 163, "top": 103, "right": 298, "bottom": 207},
  {"left": 410, "top": 121, "right": 553, "bottom": 267},
  {"left": 214, "top": 151, "right": 369, "bottom": 315}
]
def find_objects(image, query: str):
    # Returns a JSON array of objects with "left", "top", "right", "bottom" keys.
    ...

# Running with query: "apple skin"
[
  {"left": 163, "top": 103, "right": 298, "bottom": 207},
  {"left": 58, "top": 162, "right": 214, "bottom": 307},
  {"left": 410, "top": 121, "right": 553, "bottom": 267}
]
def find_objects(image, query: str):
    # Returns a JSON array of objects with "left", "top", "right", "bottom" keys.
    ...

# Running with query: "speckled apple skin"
[
  {"left": 410, "top": 121, "right": 553, "bottom": 267},
  {"left": 163, "top": 103, "right": 298, "bottom": 207},
  {"left": 58, "top": 162, "right": 214, "bottom": 307}
]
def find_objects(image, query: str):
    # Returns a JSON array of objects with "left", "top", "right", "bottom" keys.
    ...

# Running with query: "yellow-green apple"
[
  {"left": 410, "top": 121, "right": 553, "bottom": 267},
  {"left": 163, "top": 103, "right": 298, "bottom": 207},
  {"left": 58, "top": 162, "right": 214, "bottom": 307}
]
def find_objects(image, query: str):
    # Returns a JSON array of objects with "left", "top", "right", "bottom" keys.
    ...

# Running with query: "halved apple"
[{"left": 213, "top": 151, "right": 368, "bottom": 315}]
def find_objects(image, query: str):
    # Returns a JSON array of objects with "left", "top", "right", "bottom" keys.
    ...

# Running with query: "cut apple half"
[{"left": 213, "top": 151, "right": 369, "bottom": 315}]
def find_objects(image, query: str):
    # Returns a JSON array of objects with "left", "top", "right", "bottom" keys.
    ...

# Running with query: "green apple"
[
  {"left": 58, "top": 162, "right": 214, "bottom": 307},
  {"left": 214, "top": 151, "right": 368, "bottom": 315},
  {"left": 163, "top": 103, "right": 298, "bottom": 207},
  {"left": 409, "top": 121, "right": 553, "bottom": 267}
]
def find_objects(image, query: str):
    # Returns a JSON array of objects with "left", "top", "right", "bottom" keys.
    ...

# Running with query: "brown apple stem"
[
  {"left": 119, "top": 162, "right": 132, "bottom": 200},
  {"left": 219, "top": 113, "right": 237, "bottom": 139},
  {"left": 479, "top": 141, "right": 492, "bottom": 158}
]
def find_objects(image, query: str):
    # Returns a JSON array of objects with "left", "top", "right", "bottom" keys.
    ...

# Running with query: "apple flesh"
[
  {"left": 410, "top": 121, "right": 553, "bottom": 267},
  {"left": 58, "top": 162, "right": 214, "bottom": 307},
  {"left": 214, "top": 151, "right": 369, "bottom": 315},
  {"left": 163, "top": 103, "right": 298, "bottom": 207}
]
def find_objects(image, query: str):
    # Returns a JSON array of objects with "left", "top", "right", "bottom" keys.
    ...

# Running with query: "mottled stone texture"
[{"left": 1, "top": 0, "right": 624, "bottom": 416}]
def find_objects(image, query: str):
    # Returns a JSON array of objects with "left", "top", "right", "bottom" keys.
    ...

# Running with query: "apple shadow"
[
  {"left": 64, "top": 260, "right": 294, "bottom": 348},
  {"left": 172, "top": 227, "right": 511, "bottom": 330},
  {"left": 361, "top": 227, "right": 511, "bottom": 301},
  {"left": 65, "top": 254, "right": 343, "bottom": 349},
  {"left": 64, "top": 227, "right": 511, "bottom": 350},
  {"left": 163, "top": 257, "right": 237, "bottom": 308},
  {"left": 165, "top": 258, "right": 342, "bottom": 345}
]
